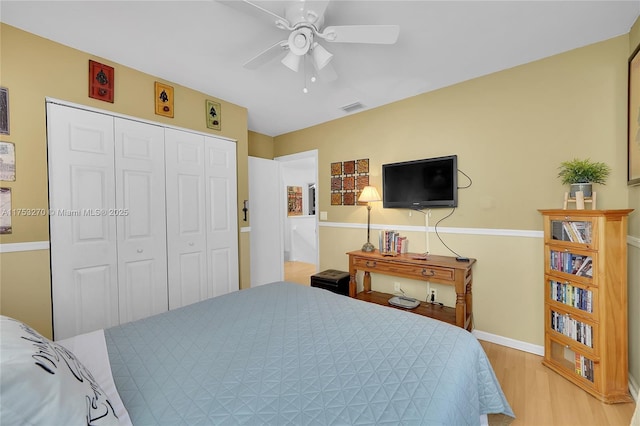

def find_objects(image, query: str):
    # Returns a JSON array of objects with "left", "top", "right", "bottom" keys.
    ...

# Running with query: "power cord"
[
  {"left": 427, "top": 289, "right": 444, "bottom": 306},
  {"left": 457, "top": 168, "right": 472, "bottom": 189},
  {"left": 414, "top": 208, "right": 462, "bottom": 258}
]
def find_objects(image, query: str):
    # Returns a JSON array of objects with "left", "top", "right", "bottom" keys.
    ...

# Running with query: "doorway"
[{"left": 276, "top": 150, "right": 319, "bottom": 285}]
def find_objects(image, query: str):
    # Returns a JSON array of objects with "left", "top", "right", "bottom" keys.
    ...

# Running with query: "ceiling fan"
[{"left": 223, "top": 0, "right": 400, "bottom": 80}]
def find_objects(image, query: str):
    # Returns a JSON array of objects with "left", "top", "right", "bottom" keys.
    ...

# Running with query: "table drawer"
[{"left": 353, "top": 257, "right": 455, "bottom": 281}]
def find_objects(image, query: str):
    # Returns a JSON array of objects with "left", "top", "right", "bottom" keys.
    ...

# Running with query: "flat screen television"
[{"left": 382, "top": 155, "right": 458, "bottom": 208}]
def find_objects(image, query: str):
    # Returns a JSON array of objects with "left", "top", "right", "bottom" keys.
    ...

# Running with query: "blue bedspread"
[{"left": 105, "top": 282, "right": 513, "bottom": 425}]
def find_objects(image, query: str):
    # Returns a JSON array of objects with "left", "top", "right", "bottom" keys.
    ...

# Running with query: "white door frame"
[{"left": 275, "top": 149, "right": 319, "bottom": 270}]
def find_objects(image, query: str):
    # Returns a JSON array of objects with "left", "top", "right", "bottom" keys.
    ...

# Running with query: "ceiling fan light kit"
[
  {"left": 281, "top": 50, "right": 302, "bottom": 72},
  {"left": 234, "top": 0, "right": 400, "bottom": 82},
  {"left": 311, "top": 42, "right": 333, "bottom": 70}
]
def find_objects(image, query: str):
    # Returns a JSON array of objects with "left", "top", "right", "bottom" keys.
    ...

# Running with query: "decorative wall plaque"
[
  {"left": 206, "top": 100, "right": 221, "bottom": 130},
  {"left": 0, "top": 87, "right": 9, "bottom": 134},
  {"left": 154, "top": 82, "right": 174, "bottom": 118},
  {"left": 0, "top": 187, "right": 11, "bottom": 234},
  {"left": 330, "top": 158, "right": 369, "bottom": 206},
  {"left": 0, "top": 142, "right": 16, "bottom": 181},
  {"left": 88, "top": 60, "right": 114, "bottom": 103}
]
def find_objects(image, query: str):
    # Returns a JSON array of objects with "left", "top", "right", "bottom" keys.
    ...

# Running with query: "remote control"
[{"left": 456, "top": 257, "right": 470, "bottom": 262}]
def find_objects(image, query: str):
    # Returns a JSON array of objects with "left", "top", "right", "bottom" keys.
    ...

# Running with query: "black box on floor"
[{"left": 310, "top": 269, "right": 350, "bottom": 296}]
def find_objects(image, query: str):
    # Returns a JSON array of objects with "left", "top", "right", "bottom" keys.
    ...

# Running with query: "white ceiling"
[{"left": 1, "top": 1, "right": 638, "bottom": 137}]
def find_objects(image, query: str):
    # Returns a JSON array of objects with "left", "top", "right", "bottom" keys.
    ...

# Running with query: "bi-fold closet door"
[
  {"left": 47, "top": 103, "right": 238, "bottom": 340},
  {"left": 164, "top": 128, "right": 239, "bottom": 310}
]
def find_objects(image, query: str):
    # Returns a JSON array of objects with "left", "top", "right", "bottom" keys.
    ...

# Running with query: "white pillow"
[{"left": 0, "top": 316, "right": 120, "bottom": 426}]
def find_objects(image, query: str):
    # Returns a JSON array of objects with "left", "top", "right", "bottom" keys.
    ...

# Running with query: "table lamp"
[{"left": 358, "top": 186, "right": 381, "bottom": 252}]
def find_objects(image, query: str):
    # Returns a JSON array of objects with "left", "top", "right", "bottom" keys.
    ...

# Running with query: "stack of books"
[{"left": 378, "top": 230, "right": 408, "bottom": 255}]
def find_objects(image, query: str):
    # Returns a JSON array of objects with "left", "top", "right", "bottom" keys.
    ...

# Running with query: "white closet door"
[
  {"left": 204, "top": 136, "right": 239, "bottom": 297},
  {"left": 47, "top": 104, "right": 118, "bottom": 340},
  {"left": 165, "top": 128, "right": 208, "bottom": 309},
  {"left": 114, "top": 118, "right": 168, "bottom": 323}
]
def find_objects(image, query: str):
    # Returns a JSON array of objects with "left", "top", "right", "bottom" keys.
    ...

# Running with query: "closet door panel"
[
  {"left": 205, "top": 137, "right": 239, "bottom": 297},
  {"left": 114, "top": 118, "right": 168, "bottom": 323},
  {"left": 165, "top": 128, "right": 208, "bottom": 309},
  {"left": 47, "top": 103, "right": 118, "bottom": 340}
]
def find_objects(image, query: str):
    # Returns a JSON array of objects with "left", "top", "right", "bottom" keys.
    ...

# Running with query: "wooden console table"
[{"left": 347, "top": 250, "right": 476, "bottom": 331}]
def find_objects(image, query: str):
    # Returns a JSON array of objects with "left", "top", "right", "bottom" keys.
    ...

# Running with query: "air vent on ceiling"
[{"left": 340, "top": 102, "right": 364, "bottom": 113}]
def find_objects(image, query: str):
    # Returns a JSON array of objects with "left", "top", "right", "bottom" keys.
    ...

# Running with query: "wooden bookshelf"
[{"left": 539, "top": 209, "right": 633, "bottom": 403}]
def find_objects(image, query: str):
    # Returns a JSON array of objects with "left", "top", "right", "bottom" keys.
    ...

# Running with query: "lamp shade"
[{"left": 358, "top": 186, "right": 381, "bottom": 203}]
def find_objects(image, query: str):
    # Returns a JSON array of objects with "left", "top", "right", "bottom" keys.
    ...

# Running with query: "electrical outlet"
[
  {"left": 394, "top": 282, "right": 401, "bottom": 292},
  {"left": 429, "top": 288, "right": 437, "bottom": 303}
]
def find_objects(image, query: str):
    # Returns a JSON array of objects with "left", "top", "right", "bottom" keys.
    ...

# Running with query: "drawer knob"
[
  {"left": 422, "top": 269, "right": 435, "bottom": 277},
  {"left": 366, "top": 260, "right": 376, "bottom": 267},
  {"left": 137, "top": 248, "right": 143, "bottom": 253}
]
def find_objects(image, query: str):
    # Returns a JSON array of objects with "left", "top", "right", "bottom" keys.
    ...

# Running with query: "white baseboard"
[{"left": 472, "top": 329, "right": 544, "bottom": 356}]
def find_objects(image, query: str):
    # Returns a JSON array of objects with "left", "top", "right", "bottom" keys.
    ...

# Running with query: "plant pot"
[{"left": 570, "top": 183, "right": 593, "bottom": 197}]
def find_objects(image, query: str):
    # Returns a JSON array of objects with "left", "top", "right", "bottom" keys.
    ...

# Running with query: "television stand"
[{"left": 346, "top": 250, "right": 475, "bottom": 330}]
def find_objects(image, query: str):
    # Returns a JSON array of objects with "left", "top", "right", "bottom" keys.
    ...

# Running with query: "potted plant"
[{"left": 557, "top": 158, "right": 611, "bottom": 197}]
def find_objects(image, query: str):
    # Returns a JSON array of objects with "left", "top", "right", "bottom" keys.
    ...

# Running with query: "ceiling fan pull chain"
[{"left": 302, "top": 55, "right": 308, "bottom": 94}]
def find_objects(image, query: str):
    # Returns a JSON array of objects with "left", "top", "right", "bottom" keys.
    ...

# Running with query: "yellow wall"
[
  {"left": 248, "top": 131, "right": 275, "bottom": 159},
  {"left": 275, "top": 35, "right": 635, "bottom": 352},
  {"left": 0, "top": 24, "right": 250, "bottom": 338},
  {"left": 627, "top": 16, "right": 640, "bottom": 392}
]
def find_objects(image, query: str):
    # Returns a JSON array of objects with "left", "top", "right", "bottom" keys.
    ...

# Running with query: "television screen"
[{"left": 382, "top": 155, "right": 458, "bottom": 208}]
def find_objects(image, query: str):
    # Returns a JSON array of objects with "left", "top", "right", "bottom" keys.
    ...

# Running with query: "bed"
[{"left": 1, "top": 282, "right": 513, "bottom": 425}]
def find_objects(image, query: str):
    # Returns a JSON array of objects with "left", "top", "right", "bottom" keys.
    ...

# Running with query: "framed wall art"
[
  {"left": 628, "top": 43, "right": 640, "bottom": 186},
  {"left": 0, "top": 141, "right": 16, "bottom": 181},
  {"left": 88, "top": 60, "right": 114, "bottom": 103},
  {"left": 287, "top": 186, "right": 303, "bottom": 216},
  {"left": 155, "top": 82, "right": 174, "bottom": 118},
  {"left": 330, "top": 158, "right": 369, "bottom": 205},
  {"left": 0, "top": 87, "right": 9, "bottom": 135},
  {"left": 0, "top": 187, "right": 12, "bottom": 234},
  {"left": 206, "top": 100, "right": 221, "bottom": 130}
]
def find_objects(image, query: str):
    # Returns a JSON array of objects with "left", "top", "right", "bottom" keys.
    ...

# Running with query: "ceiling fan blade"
[
  {"left": 243, "top": 40, "right": 288, "bottom": 70},
  {"left": 321, "top": 25, "right": 400, "bottom": 44},
  {"left": 218, "top": 0, "right": 291, "bottom": 29}
]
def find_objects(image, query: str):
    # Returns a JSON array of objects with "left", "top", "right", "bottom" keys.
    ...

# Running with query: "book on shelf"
[
  {"left": 575, "top": 257, "right": 593, "bottom": 277},
  {"left": 575, "top": 354, "right": 594, "bottom": 382},
  {"left": 551, "top": 310, "right": 593, "bottom": 347},
  {"left": 562, "top": 222, "right": 580, "bottom": 242},
  {"left": 378, "top": 230, "right": 408, "bottom": 254},
  {"left": 550, "top": 251, "right": 593, "bottom": 276},
  {"left": 559, "top": 221, "right": 591, "bottom": 244}
]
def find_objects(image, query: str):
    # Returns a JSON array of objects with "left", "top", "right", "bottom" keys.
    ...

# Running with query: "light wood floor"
[
  {"left": 284, "top": 261, "right": 637, "bottom": 425},
  {"left": 481, "top": 340, "right": 636, "bottom": 426},
  {"left": 284, "top": 261, "right": 316, "bottom": 285}
]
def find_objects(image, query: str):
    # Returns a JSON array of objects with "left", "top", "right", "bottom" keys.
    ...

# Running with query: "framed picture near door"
[
  {"left": 0, "top": 87, "right": 9, "bottom": 135},
  {"left": 287, "top": 186, "right": 302, "bottom": 216},
  {"left": 628, "top": 43, "right": 640, "bottom": 186}
]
